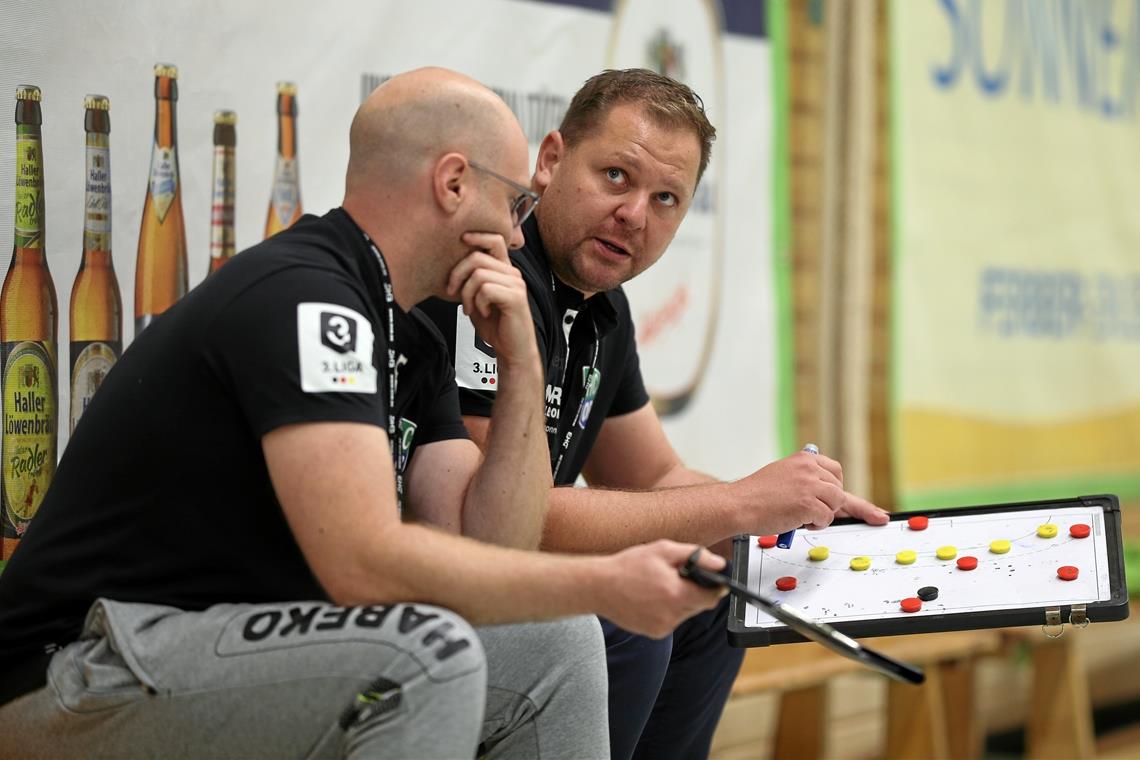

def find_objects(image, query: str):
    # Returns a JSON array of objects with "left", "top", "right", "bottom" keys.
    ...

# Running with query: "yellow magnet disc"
[
  {"left": 1036, "top": 524, "right": 1058, "bottom": 539},
  {"left": 850, "top": 556, "right": 871, "bottom": 571},
  {"left": 895, "top": 550, "right": 917, "bottom": 565},
  {"left": 936, "top": 545, "right": 957, "bottom": 560},
  {"left": 808, "top": 546, "right": 830, "bottom": 561},
  {"left": 989, "top": 539, "right": 1011, "bottom": 554}
]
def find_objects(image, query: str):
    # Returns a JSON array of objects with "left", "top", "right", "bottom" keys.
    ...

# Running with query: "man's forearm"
[
  {"left": 540, "top": 470, "right": 741, "bottom": 555},
  {"left": 460, "top": 355, "right": 551, "bottom": 548},
  {"left": 651, "top": 463, "right": 716, "bottom": 489},
  {"left": 648, "top": 466, "right": 737, "bottom": 557},
  {"left": 335, "top": 521, "right": 609, "bottom": 624}
]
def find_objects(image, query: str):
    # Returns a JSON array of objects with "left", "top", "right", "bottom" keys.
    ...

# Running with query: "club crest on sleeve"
[
  {"left": 297, "top": 302, "right": 377, "bottom": 393},
  {"left": 453, "top": 305, "right": 499, "bottom": 392}
]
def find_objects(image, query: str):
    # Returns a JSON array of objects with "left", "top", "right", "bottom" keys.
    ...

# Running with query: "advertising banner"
[
  {"left": 892, "top": 0, "right": 1140, "bottom": 508},
  {"left": 0, "top": 0, "right": 780, "bottom": 540}
]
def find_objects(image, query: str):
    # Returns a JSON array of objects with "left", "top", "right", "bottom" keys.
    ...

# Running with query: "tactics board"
[{"left": 728, "top": 495, "right": 1129, "bottom": 646}]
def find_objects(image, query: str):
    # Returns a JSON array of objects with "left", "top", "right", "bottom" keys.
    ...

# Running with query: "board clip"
[
  {"left": 1042, "top": 606, "right": 1065, "bottom": 638},
  {"left": 1069, "top": 604, "right": 1089, "bottom": 629}
]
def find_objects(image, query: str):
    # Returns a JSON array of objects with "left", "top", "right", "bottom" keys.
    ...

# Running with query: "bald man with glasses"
[{"left": 0, "top": 67, "right": 725, "bottom": 760}]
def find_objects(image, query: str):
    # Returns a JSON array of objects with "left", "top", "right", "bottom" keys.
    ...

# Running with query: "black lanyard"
[
  {"left": 358, "top": 229, "right": 405, "bottom": 513},
  {"left": 548, "top": 274, "right": 601, "bottom": 482}
]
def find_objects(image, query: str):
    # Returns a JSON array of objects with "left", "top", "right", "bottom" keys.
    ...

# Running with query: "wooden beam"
[
  {"left": 1026, "top": 637, "right": 1095, "bottom": 759},
  {"left": 886, "top": 665, "right": 950, "bottom": 759},
  {"left": 774, "top": 684, "right": 828, "bottom": 759}
]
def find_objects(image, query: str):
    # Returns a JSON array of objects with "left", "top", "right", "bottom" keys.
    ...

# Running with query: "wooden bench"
[
  {"left": 729, "top": 629, "right": 1003, "bottom": 759},
  {"left": 998, "top": 623, "right": 1099, "bottom": 759}
]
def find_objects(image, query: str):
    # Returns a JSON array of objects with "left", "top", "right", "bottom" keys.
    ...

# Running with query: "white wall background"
[{"left": 0, "top": 0, "right": 778, "bottom": 478}]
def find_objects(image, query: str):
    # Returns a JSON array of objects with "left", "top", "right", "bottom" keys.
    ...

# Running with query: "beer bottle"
[
  {"left": 135, "top": 63, "right": 187, "bottom": 336},
  {"left": 70, "top": 94, "right": 122, "bottom": 434},
  {"left": 264, "top": 82, "right": 301, "bottom": 238},
  {"left": 1, "top": 85, "right": 58, "bottom": 559},
  {"left": 206, "top": 110, "right": 237, "bottom": 277}
]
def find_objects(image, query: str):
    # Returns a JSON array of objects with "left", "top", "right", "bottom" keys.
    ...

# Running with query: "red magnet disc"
[
  {"left": 775, "top": 576, "right": 798, "bottom": 592},
  {"left": 1069, "top": 524, "right": 1091, "bottom": 539},
  {"left": 758, "top": 535, "right": 778, "bottom": 548},
  {"left": 907, "top": 516, "right": 929, "bottom": 531},
  {"left": 1057, "top": 566, "right": 1079, "bottom": 581},
  {"left": 956, "top": 556, "right": 978, "bottom": 571},
  {"left": 900, "top": 597, "right": 923, "bottom": 613}
]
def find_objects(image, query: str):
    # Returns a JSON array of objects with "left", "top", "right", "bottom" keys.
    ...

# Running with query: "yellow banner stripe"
[{"left": 899, "top": 406, "right": 1140, "bottom": 492}]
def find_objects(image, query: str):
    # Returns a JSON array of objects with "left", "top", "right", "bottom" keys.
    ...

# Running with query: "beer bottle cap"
[
  {"left": 277, "top": 81, "right": 297, "bottom": 95},
  {"left": 15, "top": 85, "right": 42, "bottom": 102},
  {"left": 84, "top": 94, "right": 110, "bottom": 110},
  {"left": 154, "top": 63, "right": 179, "bottom": 79},
  {"left": 214, "top": 110, "right": 237, "bottom": 125}
]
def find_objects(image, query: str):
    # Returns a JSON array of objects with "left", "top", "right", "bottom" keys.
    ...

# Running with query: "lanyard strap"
[
  {"left": 359, "top": 230, "right": 404, "bottom": 513},
  {"left": 550, "top": 330, "right": 599, "bottom": 482},
  {"left": 547, "top": 273, "right": 601, "bottom": 482}
]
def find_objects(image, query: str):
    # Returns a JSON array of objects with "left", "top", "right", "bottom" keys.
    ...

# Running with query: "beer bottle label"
[
  {"left": 69, "top": 340, "right": 119, "bottom": 433},
  {"left": 272, "top": 156, "right": 299, "bottom": 227},
  {"left": 148, "top": 143, "right": 179, "bottom": 224},
  {"left": 2, "top": 340, "right": 56, "bottom": 540},
  {"left": 84, "top": 145, "right": 112, "bottom": 250},
  {"left": 14, "top": 135, "right": 44, "bottom": 249},
  {"left": 211, "top": 146, "right": 236, "bottom": 258}
]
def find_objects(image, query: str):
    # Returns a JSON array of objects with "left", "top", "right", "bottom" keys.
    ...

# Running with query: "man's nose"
[{"left": 614, "top": 193, "right": 648, "bottom": 230}]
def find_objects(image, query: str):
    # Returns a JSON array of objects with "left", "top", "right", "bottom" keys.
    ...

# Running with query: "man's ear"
[
  {"left": 432, "top": 153, "right": 469, "bottom": 215},
  {"left": 532, "top": 131, "right": 565, "bottom": 194}
]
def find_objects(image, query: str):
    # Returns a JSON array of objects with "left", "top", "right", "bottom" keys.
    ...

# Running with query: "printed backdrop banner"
[
  {"left": 0, "top": 0, "right": 780, "bottom": 480},
  {"left": 892, "top": 0, "right": 1140, "bottom": 508}
]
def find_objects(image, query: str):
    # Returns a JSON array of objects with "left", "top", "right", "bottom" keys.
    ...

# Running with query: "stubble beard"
[{"left": 554, "top": 243, "right": 624, "bottom": 297}]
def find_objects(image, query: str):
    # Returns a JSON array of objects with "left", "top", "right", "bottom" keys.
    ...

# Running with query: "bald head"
[{"left": 346, "top": 67, "right": 524, "bottom": 196}]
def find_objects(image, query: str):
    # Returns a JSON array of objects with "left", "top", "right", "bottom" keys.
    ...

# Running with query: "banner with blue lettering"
[
  {"left": 891, "top": 0, "right": 1140, "bottom": 507},
  {"left": 0, "top": 0, "right": 779, "bottom": 482}
]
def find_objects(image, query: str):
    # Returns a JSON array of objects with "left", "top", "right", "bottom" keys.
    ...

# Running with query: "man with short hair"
[
  {"left": 0, "top": 67, "right": 725, "bottom": 759},
  {"left": 423, "top": 68, "right": 890, "bottom": 759}
]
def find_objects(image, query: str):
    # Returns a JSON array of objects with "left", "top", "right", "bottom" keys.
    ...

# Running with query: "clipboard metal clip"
[
  {"left": 1069, "top": 604, "right": 1089, "bottom": 629},
  {"left": 1042, "top": 607, "right": 1065, "bottom": 638}
]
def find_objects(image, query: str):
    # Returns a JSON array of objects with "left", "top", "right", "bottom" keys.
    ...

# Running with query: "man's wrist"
[
  {"left": 494, "top": 349, "right": 543, "bottom": 384},
  {"left": 719, "top": 480, "right": 752, "bottom": 536},
  {"left": 571, "top": 555, "right": 615, "bottom": 618}
]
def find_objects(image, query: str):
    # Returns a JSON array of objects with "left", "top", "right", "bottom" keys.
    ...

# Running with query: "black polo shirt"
[
  {"left": 421, "top": 215, "right": 649, "bottom": 485},
  {"left": 0, "top": 208, "right": 466, "bottom": 703}
]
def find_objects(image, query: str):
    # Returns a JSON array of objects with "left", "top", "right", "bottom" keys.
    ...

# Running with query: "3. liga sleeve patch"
[
  {"left": 297, "top": 302, "right": 378, "bottom": 393},
  {"left": 453, "top": 305, "right": 499, "bottom": 392}
]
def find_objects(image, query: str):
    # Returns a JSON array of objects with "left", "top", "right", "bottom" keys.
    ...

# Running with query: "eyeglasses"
[{"left": 469, "top": 160, "right": 540, "bottom": 229}]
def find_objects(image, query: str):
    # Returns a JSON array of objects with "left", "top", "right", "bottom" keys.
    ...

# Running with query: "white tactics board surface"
[{"left": 743, "top": 506, "right": 1111, "bottom": 629}]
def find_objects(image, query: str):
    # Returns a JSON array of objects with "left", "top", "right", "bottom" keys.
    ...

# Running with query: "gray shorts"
[{"left": 0, "top": 599, "right": 609, "bottom": 759}]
